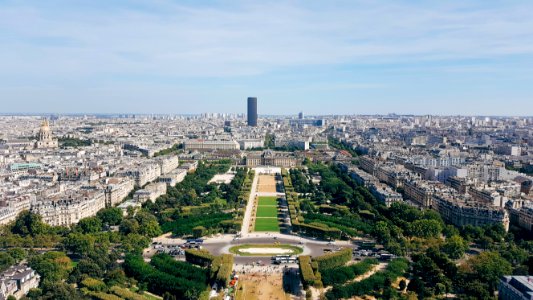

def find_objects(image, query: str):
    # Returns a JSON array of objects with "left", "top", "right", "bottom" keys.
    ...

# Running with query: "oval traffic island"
[{"left": 229, "top": 244, "right": 303, "bottom": 257}]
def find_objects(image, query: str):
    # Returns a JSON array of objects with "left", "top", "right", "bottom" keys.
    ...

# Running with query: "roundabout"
[{"left": 229, "top": 244, "right": 304, "bottom": 257}]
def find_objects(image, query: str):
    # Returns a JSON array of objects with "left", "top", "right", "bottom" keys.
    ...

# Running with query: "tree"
[
  {"left": 96, "top": 207, "right": 123, "bottom": 226},
  {"left": 119, "top": 219, "right": 140, "bottom": 235},
  {"left": 484, "top": 224, "right": 506, "bottom": 242},
  {"left": 40, "top": 281, "right": 84, "bottom": 300},
  {"left": 435, "top": 282, "right": 447, "bottom": 295},
  {"left": 461, "top": 225, "right": 484, "bottom": 242},
  {"left": 407, "top": 276, "right": 427, "bottom": 298},
  {"left": 76, "top": 217, "right": 102, "bottom": 234},
  {"left": 460, "top": 280, "right": 491, "bottom": 300},
  {"left": 7, "top": 248, "right": 27, "bottom": 263},
  {"left": 385, "top": 241, "right": 404, "bottom": 256},
  {"left": 442, "top": 235, "right": 468, "bottom": 259},
  {"left": 26, "top": 288, "right": 43, "bottom": 299},
  {"left": 121, "top": 233, "right": 150, "bottom": 255},
  {"left": 478, "top": 236, "right": 493, "bottom": 250},
  {"left": 408, "top": 219, "right": 442, "bottom": 238},
  {"left": 12, "top": 211, "right": 47, "bottom": 236},
  {"left": 461, "top": 251, "right": 512, "bottom": 294},
  {"left": 135, "top": 211, "right": 162, "bottom": 238},
  {"left": 192, "top": 226, "right": 207, "bottom": 238},
  {"left": 29, "top": 251, "right": 73, "bottom": 283},
  {"left": 0, "top": 252, "right": 15, "bottom": 273},
  {"left": 442, "top": 224, "right": 460, "bottom": 238},
  {"left": 62, "top": 233, "right": 96, "bottom": 257},
  {"left": 373, "top": 221, "right": 392, "bottom": 245},
  {"left": 69, "top": 259, "right": 103, "bottom": 283},
  {"left": 105, "top": 269, "right": 128, "bottom": 287}
]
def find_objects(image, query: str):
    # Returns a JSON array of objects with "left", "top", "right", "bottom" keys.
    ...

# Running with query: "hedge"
[
  {"left": 210, "top": 254, "right": 234, "bottom": 287},
  {"left": 325, "top": 258, "right": 409, "bottom": 300},
  {"left": 181, "top": 204, "right": 214, "bottom": 215},
  {"left": 185, "top": 249, "right": 215, "bottom": 267},
  {"left": 151, "top": 253, "right": 208, "bottom": 283},
  {"left": 297, "top": 222, "right": 341, "bottom": 240},
  {"left": 123, "top": 255, "right": 206, "bottom": 299},
  {"left": 318, "top": 205, "right": 350, "bottom": 215},
  {"left": 299, "top": 256, "right": 322, "bottom": 288},
  {"left": 313, "top": 248, "right": 352, "bottom": 271},
  {"left": 321, "top": 258, "right": 379, "bottom": 286},
  {"left": 88, "top": 292, "right": 124, "bottom": 300},
  {"left": 109, "top": 286, "right": 145, "bottom": 300},
  {"left": 219, "top": 219, "right": 242, "bottom": 232},
  {"left": 303, "top": 213, "right": 372, "bottom": 237},
  {"left": 80, "top": 277, "right": 106, "bottom": 292},
  {"left": 161, "top": 213, "right": 233, "bottom": 236}
]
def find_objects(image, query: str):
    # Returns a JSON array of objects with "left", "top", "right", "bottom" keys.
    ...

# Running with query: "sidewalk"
[{"left": 241, "top": 170, "right": 258, "bottom": 236}]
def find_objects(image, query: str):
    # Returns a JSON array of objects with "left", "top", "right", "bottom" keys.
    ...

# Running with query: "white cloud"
[{"left": 1, "top": 0, "right": 533, "bottom": 81}]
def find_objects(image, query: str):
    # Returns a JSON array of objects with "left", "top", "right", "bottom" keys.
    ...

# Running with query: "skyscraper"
[
  {"left": 298, "top": 112, "right": 304, "bottom": 119},
  {"left": 247, "top": 97, "right": 257, "bottom": 126}
]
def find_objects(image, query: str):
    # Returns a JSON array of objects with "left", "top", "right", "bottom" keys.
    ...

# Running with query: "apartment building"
[
  {"left": 369, "top": 183, "right": 403, "bottom": 207},
  {"left": 359, "top": 156, "right": 378, "bottom": 175},
  {"left": 31, "top": 189, "right": 106, "bottom": 226},
  {"left": 104, "top": 177, "right": 135, "bottom": 207},
  {"left": 133, "top": 182, "right": 167, "bottom": 203},
  {"left": 159, "top": 168, "right": 187, "bottom": 186},
  {"left": 0, "top": 265, "right": 40, "bottom": 300},
  {"left": 0, "top": 194, "right": 34, "bottom": 225},
  {"left": 156, "top": 156, "right": 180, "bottom": 175},
  {"left": 183, "top": 140, "right": 240, "bottom": 151},
  {"left": 432, "top": 192, "right": 510, "bottom": 231}
]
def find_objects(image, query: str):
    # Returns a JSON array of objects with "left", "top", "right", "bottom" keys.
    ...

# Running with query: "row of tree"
[
  {"left": 123, "top": 255, "right": 207, "bottom": 300},
  {"left": 308, "top": 161, "right": 532, "bottom": 299}
]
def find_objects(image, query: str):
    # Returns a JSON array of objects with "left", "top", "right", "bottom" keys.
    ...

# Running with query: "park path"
[{"left": 241, "top": 170, "right": 258, "bottom": 236}]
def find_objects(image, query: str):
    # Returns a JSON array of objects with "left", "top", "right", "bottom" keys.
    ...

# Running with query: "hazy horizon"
[{"left": 1, "top": 111, "right": 531, "bottom": 118}]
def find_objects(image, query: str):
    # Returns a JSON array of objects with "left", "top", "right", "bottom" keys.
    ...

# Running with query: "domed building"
[
  {"left": 35, "top": 119, "right": 58, "bottom": 149},
  {"left": 245, "top": 149, "right": 298, "bottom": 167}
]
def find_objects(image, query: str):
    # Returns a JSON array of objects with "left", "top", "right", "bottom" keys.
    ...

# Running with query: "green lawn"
[
  {"left": 258, "top": 196, "right": 278, "bottom": 206},
  {"left": 254, "top": 218, "right": 280, "bottom": 232},
  {"left": 256, "top": 206, "right": 278, "bottom": 218},
  {"left": 229, "top": 244, "right": 304, "bottom": 256},
  {"left": 254, "top": 197, "right": 280, "bottom": 232}
]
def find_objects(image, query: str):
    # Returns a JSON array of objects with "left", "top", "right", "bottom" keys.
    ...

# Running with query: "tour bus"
[
  {"left": 272, "top": 256, "right": 297, "bottom": 264},
  {"left": 186, "top": 238, "right": 204, "bottom": 244}
]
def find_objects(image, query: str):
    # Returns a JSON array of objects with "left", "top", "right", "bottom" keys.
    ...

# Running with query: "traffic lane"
[
  {"left": 231, "top": 238, "right": 356, "bottom": 256},
  {"left": 234, "top": 256, "right": 274, "bottom": 265},
  {"left": 202, "top": 239, "right": 356, "bottom": 258}
]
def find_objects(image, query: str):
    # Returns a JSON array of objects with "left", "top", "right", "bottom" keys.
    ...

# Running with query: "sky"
[{"left": 0, "top": 0, "right": 532, "bottom": 116}]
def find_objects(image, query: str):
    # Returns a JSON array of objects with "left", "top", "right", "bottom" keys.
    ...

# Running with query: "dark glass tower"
[{"left": 247, "top": 97, "right": 258, "bottom": 126}]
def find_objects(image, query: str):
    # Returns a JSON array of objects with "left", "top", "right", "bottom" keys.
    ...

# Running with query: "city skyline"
[
  {"left": 1, "top": 1, "right": 532, "bottom": 115},
  {"left": 1, "top": 2, "right": 532, "bottom": 299}
]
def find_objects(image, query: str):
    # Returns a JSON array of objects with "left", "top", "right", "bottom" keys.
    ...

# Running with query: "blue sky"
[{"left": 0, "top": 0, "right": 532, "bottom": 116}]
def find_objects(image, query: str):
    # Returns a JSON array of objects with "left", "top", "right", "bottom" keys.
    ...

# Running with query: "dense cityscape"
[
  {"left": 0, "top": 97, "right": 532, "bottom": 300},
  {"left": 2, "top": 0, "right": 533, "bottom": 299}
]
